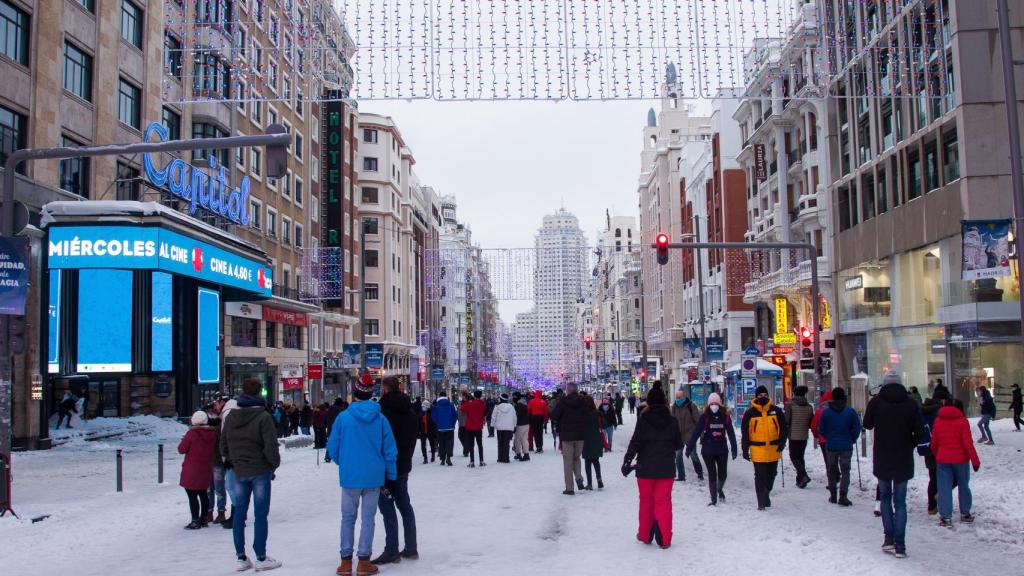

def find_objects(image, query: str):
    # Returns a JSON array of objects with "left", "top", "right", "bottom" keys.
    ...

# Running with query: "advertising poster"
[
  {"left": 0, "top": 236, "right": 29, "bottom": 315},
  {"left": 961, "top": 219, "right": 1012, "bottom": 280}
]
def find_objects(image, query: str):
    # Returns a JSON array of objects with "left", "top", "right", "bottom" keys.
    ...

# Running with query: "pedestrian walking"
[
  {"left": 817, "top": 387, "right": 861, "bottom": 507},
  {"left": 485, "top": 394, "right": 496, "bottom": 438},
  {"left": 527, "top": 390, "right": 549, "bottom": 453},
  {"left": 313, "top": 403, "right": 329, "bottom": 450},
  {"left": 862, "top": 371, "right": 924, "bottom": 559},
  {"left": 976, "top": 386, "right": 996, "bottom": 445},
  {"left": 918, "top": 384, "right": 950, "bottom": 515},
  {"left": 55, "top": 390, "right": 76, "bottom": 429},
  {"left": 327, "top": 375, "right": 398, "bottom": 576},
  {"left": 614, "top": 392, "right": 625, "bottom": 426},
  {"left": 810, "top": 390, "right": 833, "bottom": 474},
  {"left": 460, "top": 390, "right": 487, "bottom": 467},
  {"left": 551, "top": 383, "right": 589, "bottom": 494},
  {"left": 784, "top": 385, "right": 814, "bottom": 488},
  {"left": 431, "top": 391, "right": 458, "bottom": 466},
  {"left": 931, "top": 401, "right": 981, "bottom": 527},
  {"left": 1010, "top": 383, "right": 1022, "bottom": 432},
  {"left": 513, "top": 392, "right": 531, "bottom": 461},
  {"left": 416, "top": 400, "right": 438, "bottom": 464},
  {"left": 288, "top": 404, "right": 301, "bottom": 437},
  {"left": 300, "top": 402, "right": 313, "bottom": 436},
  {"left": 457, "top": 391, "right": 470, "bottom": 457},
  {"left": 491, "top": 394, "right": 517, "bottom": 463},
  {"left": 908, "top": 387, "right": 923, "bottom": 408},
  {"left": 549, "top": 390, "right": 562, "bottom": 448},
  {"left": 670, "top": 389, "right": 703, "bottom": 482},
  {"left": 221, "top": 378, "right": 282, "bottom": 572},
  {"left": 272, "top": 401, "right": 287, "bottom": 438},
  {"left": 628, "top": 393, "right": 637, "bottom": 415},
  {"left": 622, "top": 383, "right": 680, "bottom": 548},
  {"left": 685, "top": 393, "right": 737, "bottom": 506},
  {"left": 178, "top": 410, "right": 216, "bottom": 530},
  {"left": 599, "top": 397, "right": 618, "bottom": 451},
  {"left": 741, "top": 385, "right": 787, "bottom": 511},
  {"left": 582, "top": 396, "right": 606, "bottom": 490},
  {"left": 206, "top": 397, "right": 229, "bottom": 525},
  {"left": 372, "top": 377, "right": 419, "bottom": 566}
]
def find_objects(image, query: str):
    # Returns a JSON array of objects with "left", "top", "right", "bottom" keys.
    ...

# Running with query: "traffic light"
[
  {"left": 800, "top": 326, "right": 814, "bottom": 358},
  {"left": 656, "top": 233, "right": 670, "bottom": 266},
  {"left": 639, "top": 369, "right": 647, "bottom": 381},
  {"left": 584, "top": 335, "right": 592, "bottom": 350},
  {"left": 265, "top": 123, "right": 289, "bottom": 178}
]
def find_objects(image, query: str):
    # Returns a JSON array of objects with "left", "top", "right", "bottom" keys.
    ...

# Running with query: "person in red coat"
[
  {"left": 809, "top": 390, "right": 832, "bottom": 473},
  {"left": 527, "top": 391, "right": 549, "bottom": 453},
  {"left": 460, "top": 390, "right": 488, "bottom": 466},
  {"left": 179, "top": 410, "right": 217, "bottom": 530},
  {"left": 930, "top": 403, "right": 981, "bottom": 527}
]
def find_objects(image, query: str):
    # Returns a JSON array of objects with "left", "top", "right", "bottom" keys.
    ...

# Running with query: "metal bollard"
[
  {"left": 116, "top": 449, "right": 123, "bottom": 493},
  {"left": 158, "top": 444, "right": 164, "bottom": 484}
]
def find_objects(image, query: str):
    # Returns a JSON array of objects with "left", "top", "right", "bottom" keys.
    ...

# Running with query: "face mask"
[
  {"left": 710, "top": 404, "right": 720, "bottom": 413},
  {"left": 674, "top": 398, "right": 685, "bottom": 407},
  {"left": 755, "top": 396, "right": 769, "bottom": 405}
]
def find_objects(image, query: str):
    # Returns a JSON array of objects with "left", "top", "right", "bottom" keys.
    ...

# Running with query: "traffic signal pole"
[{"left": 652, "top": 240, "right": 823, "bottom": 390}]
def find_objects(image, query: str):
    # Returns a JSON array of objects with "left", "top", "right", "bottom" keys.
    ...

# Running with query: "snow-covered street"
[{"left": 3, "top": 413, "right": 1022, "bottom": 575}]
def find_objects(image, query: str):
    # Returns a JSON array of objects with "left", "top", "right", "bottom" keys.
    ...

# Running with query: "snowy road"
[{"left": 3, "top": 413, "right": 1023, "bottom": 575}]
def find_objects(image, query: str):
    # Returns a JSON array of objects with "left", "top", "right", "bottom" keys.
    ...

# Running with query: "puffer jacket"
[
  {"left": 624, "top": 406, "right": 682, "bottom": 479},
  {"left": 491, "top": 402, "right": 517, "bottom": 431},
  {"left": 178, "top": 426, "right": 217, "bottom": 490},
  {"left": 930, "top": 405, "right": 980, "bottom": 468},
  {"left": 810, "top": 391, "right": 833, "bottom": 446},
  {"left": 817, "top": 398, "right": 861, "bottom": 452},
  {"left": 742, "top": 399, "right": 787, "bottom": 463},
  {"left": 326, "top": 399, "right": 398, "bottom": 489},
  {"left": 785, "top": 396, "right": 815, "bottom": 442},
  {"left": 221, "top": 395, "right": 281, "bottom": 477}
]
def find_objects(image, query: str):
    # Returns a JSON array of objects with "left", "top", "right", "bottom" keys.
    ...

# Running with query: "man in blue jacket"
[
  {"left": 431, "top": 391, "right": 458, "bottom": 466},
  {"left": 327, "top": 376, "right": 398, "bottom": 576},
  {"left": 817, "top": 387, "right": 861, "bottom": 507}
]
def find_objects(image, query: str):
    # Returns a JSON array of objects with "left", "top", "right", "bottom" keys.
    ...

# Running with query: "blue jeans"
[
  {"left": 341, "top": 487, "right": 379, "bottom": 559},
  {"left": 936, "top": 462, "right": 972, "bottom": 519},
  {"left": 603, "top": 427, "right": 614, "bottom": 450},
  {"left": 977, "top": 415, "right": 993, "bottom": 442},
  {"left": 378, "top": 475, "right": 417, "bottom": 555},
  {"left": 878, "top": 480, "right": 908, "bottom": 548},
  {"left": 674, "top": 448, "right": 704, "bottom": 480},
  {"left": 228, "top": 470, "right": 273, "bottom": 560},
  {"left": 208, "top": 465, "right": 227, "bottom": 513}
]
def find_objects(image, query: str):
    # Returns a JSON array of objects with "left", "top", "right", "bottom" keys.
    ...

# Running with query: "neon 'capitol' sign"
[{"left": 141, "top": 123, "right": 251, "bottom": 226}]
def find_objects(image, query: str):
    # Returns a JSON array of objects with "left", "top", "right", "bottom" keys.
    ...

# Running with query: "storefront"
[
  {"left": 836, "top": 236, "right": 1022, "bottom": 415},
  {"left": 42, "top": 201, "right": 273, "bottom": 418}
]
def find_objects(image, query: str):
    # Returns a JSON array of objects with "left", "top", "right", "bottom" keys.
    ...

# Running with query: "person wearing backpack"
[
  {"left": 816, "top": 387, "right": 861, "bottom": 507},
  {"left": 685, "top": 393, "right": 737, "bottom": 506},
  {"left": 918, "top": 384, "right": 950, "bottom": 515},
  {"left": 670, "top": 389, "right": 703, "bottom": 482},
  {"left": 784, "top": 386, "right": 815, "bottom": 488},
  {"left": 741, "top": 386, "right": 787, "bottom": 511}
]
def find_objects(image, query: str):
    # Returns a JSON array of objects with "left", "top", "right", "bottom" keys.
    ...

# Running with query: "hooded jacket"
[
  {"left": 220, "top": 395, "right": 280, "bottom": 478},
  {"left": 624, "top": 406, "right": 682, "bottom": 479},
  {"left": 326, "top": 399, "right": 398, "bottom": 488},
  {"left": 527, "top": 391, "right": 549, "bottom": 419},
  {"left": 930, "top": 405, "right": 980, "bottom": 467},
  {"left": 810, "top": 391, "right": 833, "bottom": 446},
  {"left": 785, "top": 396, "right": 815, "bottom": 442},
  {"left": 460, "top": 397, "right": 487, "bottom": 432},
  {"left": 687, "top": 409, "right": 737, "bottom": 456},
  {"left": 430, "top": 397, "right": 458, "bottom": 432},
  {"left": 178, "top": 426, "right": 217, "bottom": 490},
  {"left": 742, "top": 399, "right": 787, "bottom": 463},
  {"left": 1010, "top": 387, "right": 1022, "bottom": 411},
  {"left": 379, "top": 390, "right": 418, "bottom": 477},
  {"left": 979, "top": 390, "right": 997, "bottom": 417},
  {"left": 550, "top": 392, "right": 590, "bottom": 441},
  {"left": 582, "top": 409, "right": 605, "bottom": 461},
  {"left": 917, "top": 397, "right": 944, "bottom": 456},
  {"left": 491, "top": 401, "right": 517, "bottom": 431},
  {"left": 514, "top": 398, "right": 529, "bottom": 426},
  {"left": 817, "top": 397, "right": 861, "bottom": 452},
  {"left": 670, "top": 398, "right": 701, "bottom": 445},
  {"left": 863, "top": 383, "right": 924, "bottom": 482}
]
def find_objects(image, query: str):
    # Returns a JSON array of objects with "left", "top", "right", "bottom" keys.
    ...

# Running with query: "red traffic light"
[
  {"left": 656, "top": 233, "right": 670, "bottom": 265},
  {"left": 800, "top": 326, "right": 813, "bottom": 347},
  {"left": 655, "top": 233, "right": 669, "bottom": 247},
  {"left": 584, "top": 335, "right": 592, "bottom": 349},
  {"left": 639, "top": 369, "right": 647, "bottom": 380}
]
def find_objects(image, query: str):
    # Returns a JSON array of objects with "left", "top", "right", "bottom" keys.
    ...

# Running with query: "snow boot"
[
  {"left": 597, "top": 478, "right": 604, "bottom": 489},
  {"left": 370, "top": 552, "right": 401, "bottom": 565},
  {"left": 185, "top": 520, "right": 203, "bottom": 530},
  {"left": 828, "top": 489, "right": 838, "bottom": 504},
  {"left": 881, "top": 539, "right": 895, "bottom": 554},
  {"left": 893, "top": 547, "right": 907, "bottom": 559},
  {"left": 422, "top": 457, "right": 428, "bottom": 464},
  {"left": 356, "top": 557, "right": 379, "bottom": 576},
  {"left": 939, "top": 517, "right": 953, "bottom": 528},
  {"left": 718, "top": 490, "right": 726, "bottom": 502},
  {"left": 480, "top": 461, "right": 486, "bottom": 467},
  {"left": 206, "top": 511, "right": 214, "bottom": 523},
  {"left": 961, "top": 513, "right": 975, "bottom": 523},
  {"left": 562, "top": 489, "right": 575, "bottom": 496},
  {"left": 576, "top": 478, "right": 585, "bottom": 491},
  {"left": 336, "top": 557, "right": 352, "bottom": 575},
  {"left": 838, "top": 494, "right": 852, "bottom": 507},
  {"left": 468, "top": 462, "right": 475, "bottom": 468},
  {"left": 214, "top": 511, "right": 227, "bottom": 524}
]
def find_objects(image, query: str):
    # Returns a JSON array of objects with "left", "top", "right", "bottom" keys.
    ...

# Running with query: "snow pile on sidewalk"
[{"left": 49, "top": 415, "right": 187, "bottom": 450}]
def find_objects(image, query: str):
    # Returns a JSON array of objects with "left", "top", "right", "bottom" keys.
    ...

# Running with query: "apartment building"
[{"left": 592, "top": 215, "right": 642, "bottom": 383}]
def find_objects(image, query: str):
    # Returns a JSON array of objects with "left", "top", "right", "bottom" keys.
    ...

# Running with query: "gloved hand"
[
  {"left": 778, "top": 445, "right": 785, "bottom": 454},
  {"left": 731, "top": 450, "right": 738, "bottom": 461},
  {"left": 742, "top": 450, "right": 751, "bottom": 461},
  {"left": 384, "top": 478, "right": 398, "bottom": 494},
  {"left": 621, "top": 462, "right": 633, "bottom": 477},
  {"left": 973, "top": 464, "right": 980, "bottom": 473}
]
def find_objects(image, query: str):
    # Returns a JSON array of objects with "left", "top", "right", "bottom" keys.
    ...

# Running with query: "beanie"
[
  {"left": 882, "top": 371, "right": 902, "bottom": 387},
  {"left": 831, "top": 387, "right": 847, "bottom": 402},
  {"left": 754, "top": 385, "right": 769, "bottom": 396},
  {"left": 646, "top": 386, "right": 667, "bottom": 407},
  {"left": 353, "top": 377, "right": 375, "bottom": 400},
  {"left": 190, "top": 410, "right": 209, "bottom": 426},
  {"left": 708, "top": 393, "right": 722, "bottom": 406},
  {"left": 500, "top": 393, "right": 510, "bottom": 401}
]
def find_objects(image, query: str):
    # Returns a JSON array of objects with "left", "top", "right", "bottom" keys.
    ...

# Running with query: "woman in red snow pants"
[{"left": 621, "top": 384, "right": 682, "bottom": 548}]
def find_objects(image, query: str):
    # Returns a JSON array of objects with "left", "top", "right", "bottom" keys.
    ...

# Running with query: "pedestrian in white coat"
[{"left": 492, "top": 394, "right": 518, "bottom": 463}]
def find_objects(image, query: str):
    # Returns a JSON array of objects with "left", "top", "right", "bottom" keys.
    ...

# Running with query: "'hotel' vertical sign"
[{"left": 321, "top": 91, "right": 345, "bottom": 307}]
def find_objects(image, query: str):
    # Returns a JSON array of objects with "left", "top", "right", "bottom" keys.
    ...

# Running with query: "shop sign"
[
  {"left": 262, "top": 306, "right": 308, "bottom": 326},
  {"left": 774, "top": 297, "right": 788, "bottom": 334},
  {"left": 341, "top": 344, "right": 384, "bottom": 369},
  {"left": 0, "top": 236, "right": 29, "bottom": 315},
  {"left": 754, "top": 144, "right": 768, "bottom": 182},
  {"left": 323, "top": 356, "right": 347, "bottom": 371},
  {"left": 844, "top": 275, "right": 863, "bottom": 291},
  {"left": 320, "top": 93, "right": 346, "bottom": 308},
  {"left": 773, "top": 331, "right": 797, "bottom": 345},
  {"left": 705, "top": 337, "right": 725, "bottom": 361},
  {"left": 226, "top": 302, "right": 263, "bottom": 319},
  {"left": 141, "top": 123, "right": 251, "bottom": 226},
  {"left": 820, "top": 296, "right": 832, "bottom": 330},
  {"left": 48, "top": 225, "right": 272, "bottom": 297},
  {"left": 961, "top": 219, "right": 1013, "bottom": 280},
  {"left": 282, "top": 377, "right": 304, "bottom": 390},
  {"left": 772, "top": 345, "right": 796, "bottom": 355},
  {"left": 307, "top": 364, "right": 323, "bottom": 379}
]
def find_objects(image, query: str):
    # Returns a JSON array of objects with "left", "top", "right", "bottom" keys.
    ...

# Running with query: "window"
[
  {"left": 266, "top": 208, "right": 276, "bottom": 237},
  {"left": 361, "top": 187, "right": 379, "bottom": 203},
  {"left": 0, "top": 104, "right": 26, "bottom": 174},
  {"left": 943, "top": 130, "right": 960, "bottom": 183},
  {"left": 362, "top": 217, "right": 379, "bottom": 235},
  {"left": 192, "top": 52, "right": 231, "bottom": 99},
  {"left": 363, "top": 157, "right": 378, "bottom": 172},
  {"left": 363, "top": 129, "right": 378, "bottom": 143},
  {"left": 161, "top": 107, "right": 181, "bottom": 141},
  {"left": 250, "top": 147, "right": 262, "bottom": 177},
  {"left": 195, "top": 0, "right": 233, "bottom": 30},
  {"left": 192, "top": 122, "right": 229, "bottom": 167},
  {"left": 294, "top": 224, "right": 303, "bottom": 248},
  {"left": 59, "top": 136, "right": 90, "bottom": 197},
  {"left": 116, "top": 162, "right": 140, "bottom": 201},
  {"left": 73, "top": 0, "right": 95, "bottom": 12},
  {"left": 164, "top": 33, "right": 182, "bottom": 79},
  {"left": 249, "top": 199, "right": 262, "bottom": 230},
  {"left": 365, "top": 283, "right": 379, "bottom": 300},
  {"left": 264, "top": 321, "right": 276, "bottom": 348},
  {"left": 296, "top": 91, "right": 303, "bottom": 116},
  {"left": 1, "top": 0, "right": 29, "bottom": 66},
  {"left": 231, "top": 316, "right": 258, "bottom": 347},
  {"left": 364, "top": 319, "right": 380, "bottom": 336},
  {"left": 295, "top": 133, "right": 303, "bottom": 160},
  {"left": 924, "top": 141, "right": 940, "bottom": 192},
  {"left": 281, "top": 217, "right": 291, "bottom": 245},
  {"left": 294, "top": 177, "right": 303, "bottom": 206},
  {"left": 118, "top": 78, "right": 141, "bottom": 129},
  {"left": 267, "top": 59, "right": 278, "bottom": 92},
  {"left": 251, "top": 99, "right": 262, "bottom": 125},
  {"left": 63, "top": 42, "right": 92, "bottom": 101},
  {"left": 120, "top": 0, "right": 143, "bottom": 49},
  {"left": 320, "top": 324, "right": 329, "bottom": 352},
  {"left": 907, "top": 151, "right": 922, "bottom": 200},
  {"left": 364, "top": 249, "right": 379, "bottom": 268},
  {"left": 280, "top": 171, "right": 291, "bottom": 198},
  {"left": 283, "top": 325, "right": 301, "bottom": 349}
]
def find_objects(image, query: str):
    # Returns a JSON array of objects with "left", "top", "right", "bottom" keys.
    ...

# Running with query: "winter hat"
[
  {"left": 601, "top": 397, "right": 610, "bottom": 405},
  {"left": 500, "top": 393, "right": 510, "bottom": 402},
  {"left": 421, "top": 400, "right": 431, "bottom": 411},
  {"left": 794, "top": 386, "right": 808, "bottom": 397},
  {"left": 190, "top": 410, "right": 209, "bottom": 426},
  {"left": 882, "top": 371, "right": 902, "bottom": 387},
  {"left": 708, "top": 393, "right": 722, "bottom": 406},
  {"left": 646, "top": 386, "right": 667, "bottom": 406},
  {"left": 832, "top": 387, "right": 847, "bottom": 402},
  {"left": 754, "top": 385, "right": 769, "bottom": 396},
  {"left": 354, "top": 376, "right": 375, "bottom": 401}
]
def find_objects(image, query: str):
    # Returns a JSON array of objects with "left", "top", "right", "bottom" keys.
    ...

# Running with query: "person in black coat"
[
  {"left": 374, "top": 377, "right": 420, "bottom": 564},
  {"left": 1010, "top": 383, "right": 1023, "bottom": 431},
  {"left": 863, "top": 372, "right": 924, "bottom": 558},
  {"left": 622, "top": 384, "right": 681, "bottom": 548},
  {"left": 512, "top": 392, "right": 530, "bottom": 461},
  {"left": 685, "top": 393, "right": 737, "bottom": 506},
  {"left": 614, "top": 392, "right": 625, "bottom": 425},
  {"left": 416, "top": 399, "right": 438, "bottom": 463},
  {"left": 324, "top": 398, "right": 347, "bottom": 463},
  {"left": 550, "top": 384, "right": 591, "bottom": 494}
]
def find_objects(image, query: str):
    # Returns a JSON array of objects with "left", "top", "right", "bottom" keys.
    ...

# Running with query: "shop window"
[
  {"left": 265, "top": 321, "right": 277, "bottom": 348},
  {"left": 231, "top": 316, "right": 258, "bottom": 347},
  {"left": 283, "top": 324, "right": 302, "bottom": 349}
]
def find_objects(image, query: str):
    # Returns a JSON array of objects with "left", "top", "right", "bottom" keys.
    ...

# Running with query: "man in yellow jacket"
[{"left": 742, "top": 385, "right": 788, "bottom": 510}]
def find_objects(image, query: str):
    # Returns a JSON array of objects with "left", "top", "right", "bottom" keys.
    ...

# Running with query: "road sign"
[
  {"left": 740, "top": 354, "right": 757, "bottom": 379},
  {"left": 744, "top": 345, "right": 759, "bottom": 356},
  {"left": 800, "top": 358, "right": 814, "bottom": 370}
]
